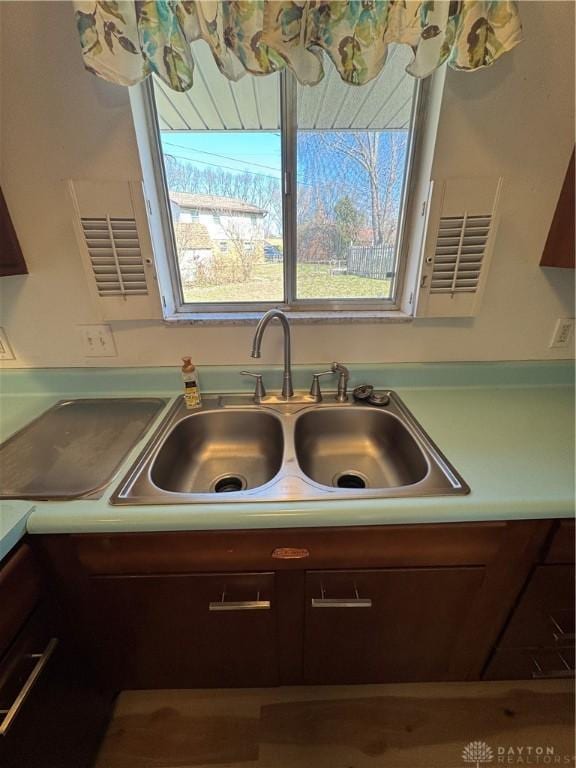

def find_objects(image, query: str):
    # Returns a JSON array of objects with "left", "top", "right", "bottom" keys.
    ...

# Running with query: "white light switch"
[
  {"left": 549, "top": 318, "right": 575, "bottom": 349},
  {"left": 78, "top": 324, "right": 117, "bottom": 357},
  {"left": 0, "top": 328, "right": 15, "bottom": 360}
]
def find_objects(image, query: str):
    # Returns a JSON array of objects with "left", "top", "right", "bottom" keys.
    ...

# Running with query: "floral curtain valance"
[{"left": 74, "top": 1, "right": 523, "bottom": 92}]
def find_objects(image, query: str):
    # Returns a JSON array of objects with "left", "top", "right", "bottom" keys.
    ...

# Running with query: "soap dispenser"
[{"left": 181, "top": 357, "right": 201, "bottom": 409}]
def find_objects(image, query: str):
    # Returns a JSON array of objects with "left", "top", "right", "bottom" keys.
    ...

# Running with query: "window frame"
[{"left": 141, "top": 68, "right": 428, "bottom": 317}]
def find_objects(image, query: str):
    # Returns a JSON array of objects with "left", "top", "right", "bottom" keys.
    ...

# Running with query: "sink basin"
[
  {"left": 111, "top": 393, "right": 469, "bottom": 504},
  {"left": 294, "top": 408, "right": 428, "bottom": 489},
  {"left": 151, "top": 410, "right": 283, "bottom": 494}
]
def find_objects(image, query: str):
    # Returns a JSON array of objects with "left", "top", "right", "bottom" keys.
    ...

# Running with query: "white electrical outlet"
[
  {"left": 0, "top": 328, "right": 15, "bottom": 360},
  {"left": 78, "top": 324, "right": 117, "bottom": 357},
  {"left": 549, "top": 318, "right": 575, "bottom": 349}
]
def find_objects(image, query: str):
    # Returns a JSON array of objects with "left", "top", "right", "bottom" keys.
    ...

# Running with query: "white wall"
[{"left": 0, "top": 1, "right": 574, "bottom": 369}]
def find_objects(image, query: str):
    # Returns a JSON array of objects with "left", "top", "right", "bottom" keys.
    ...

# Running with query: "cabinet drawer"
[
  {"left": 84, "top": 572, "right": 278, "bottom": 688},
  {"left": 0, "top": 605, "right": 112, "bottom": 768},
  {"left": 0, "top": 543, "right": 43, "bottom": 660},
  {"left": 497, "top": 565, "right": 575, "bottom": 649},
  {"left": 66, "top": 523, "right": 506, "bottom": 575},
  {"left": 304, "top": 567, "right": 485, "bottom": 684},
  {"left": 0, "top": 605, "right": 54, "bottom": 736}
]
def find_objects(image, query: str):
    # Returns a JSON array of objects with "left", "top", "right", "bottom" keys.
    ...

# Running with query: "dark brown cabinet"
[
  {"left": 540, "top": 149, "right": 575, "bottom": 269},
  {"left": 484, "top": 520, "right": 575, "bottom": 681},
  {"left": 0, "top": 541, "right": 113, "bottom": 768},
  {"left": 36, "top": 519, "right": 558, "bottom": 690},
  {"left": 0, "top": 187, "right": 27, "bottom": 277},
  {"left": 81, "top": 572, "right": 278, "bottom": 689},
  {"left": 304, "top": 567, "right": 485, "bottom": 684},
  {"left": 0, "top": 542, "right": 43, "bottom": 659},
  {"left": 496, "top": 565, "right": 574, "bottom": 650},
  {"left": 0, "top": 612, "right": 111, "bottom": 768},
  {"left": 2, "top": 521, "right": 570, "bottom": 764}
]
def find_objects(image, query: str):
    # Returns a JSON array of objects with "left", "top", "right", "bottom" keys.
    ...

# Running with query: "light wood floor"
[{"left": 96, "top": 680, "right": 575, "bottom": 768}]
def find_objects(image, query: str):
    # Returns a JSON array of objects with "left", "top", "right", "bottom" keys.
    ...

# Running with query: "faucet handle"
[
  {"left": 240, "top": 371, "right": 266, "bottom": 403},
  {"left": 309, "top": 370, "right": 335, "bottom": 402},
  {"left": 331, "top": 361, "right": 349, "bottom": 377}
]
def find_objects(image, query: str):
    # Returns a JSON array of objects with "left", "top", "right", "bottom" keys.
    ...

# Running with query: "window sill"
[{"left": 163, "top": 310, "right": 413, "bottom": 326}]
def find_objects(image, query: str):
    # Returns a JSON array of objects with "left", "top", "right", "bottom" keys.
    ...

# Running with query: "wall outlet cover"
[
  {"left": 0, "top": 328, "right": 16, "bottom": 360},
  {"left": 549, "top": 318, "right": 575, "bottom": 349},
  {"left": 78, "top": 324, "right": 117, "bottom": 357}
]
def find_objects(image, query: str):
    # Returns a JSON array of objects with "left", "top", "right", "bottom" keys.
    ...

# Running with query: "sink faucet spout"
[{"left": 251, "top": 309, "right": 294, "bottom": 399}]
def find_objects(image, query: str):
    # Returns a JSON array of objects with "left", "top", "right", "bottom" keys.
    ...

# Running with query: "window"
[
  {"left": 143, "top": 40, "right": 422, "bottom": 314},
  {"left": 178, "top": 209, "right": 199, "bottom": 223}
]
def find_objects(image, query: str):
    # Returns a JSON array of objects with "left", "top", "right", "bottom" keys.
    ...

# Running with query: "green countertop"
[
  {"left": 0, "top": 362, "right": 574, "bottom": 548},
  {"left": 0, "top": 501, "right": 34, "bottom": 560}
]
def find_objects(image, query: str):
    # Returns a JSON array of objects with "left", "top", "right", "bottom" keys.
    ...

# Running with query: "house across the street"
[
  {"left": 170, "top": 192, "right": 266, "bottom": 242},
  {"left": 169, "top": 192, "right": 268, "bottom": 284}
]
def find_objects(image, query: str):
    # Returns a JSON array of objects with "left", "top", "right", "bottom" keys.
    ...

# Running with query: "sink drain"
[
  {"left": 212, "top": 474, "right": 247, "bottom": 493},
  {"left": 333, "top": 471, "right": 368, "bottom": 489}
]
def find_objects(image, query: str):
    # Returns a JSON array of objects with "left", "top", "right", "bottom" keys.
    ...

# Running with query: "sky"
[{"left": 161, "top": 131, "right": 282, "bottom": 181}]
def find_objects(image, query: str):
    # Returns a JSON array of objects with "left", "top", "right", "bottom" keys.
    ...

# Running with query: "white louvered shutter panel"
[
  {"left": 80, "top": 217, "right": 147, "bottom": 296},
  {"left": 414, "top": 177, "right": 503, "bottom": 317},
  {"left": 69, "top": 180, "right": 162, "bottom": 320}
]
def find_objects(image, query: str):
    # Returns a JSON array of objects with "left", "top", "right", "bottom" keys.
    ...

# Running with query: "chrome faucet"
[
  {"left": 246, "top": 310, "right": 349, "bottom": 404},
  {"left": 250, "top": 309, "right": 294, "bottom": 400}
]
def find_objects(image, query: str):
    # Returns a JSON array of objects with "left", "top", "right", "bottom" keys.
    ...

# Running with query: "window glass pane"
[
  {"left": 153, "top": 42, "right": 283, "bottom": 304},
  {"left": 296, "top": 45, "right": 416, "bottom": 302}
]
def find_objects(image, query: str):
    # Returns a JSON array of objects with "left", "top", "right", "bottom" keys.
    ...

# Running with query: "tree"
[
  {"left": 317, "top": 130, "right": 407, "bottom": 247},
  {"left": 378, "top": 133, "right": 405, "bottom": 247},
  {"left": 319, "top": 132, "right": 383, "bottom": 245},
  {"left": 334, "top": 195, "right": 363, "bottom": 251},
  {"left": 216, "top": 207, "right": 264, "bottom": 282}
]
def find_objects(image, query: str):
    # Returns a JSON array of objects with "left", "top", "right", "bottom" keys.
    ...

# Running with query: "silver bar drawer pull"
[
  {"left": 531, "top": 651, "right": 574, "bottom": 680},
  {"left": 549, "top": 612, "right": 575, "bottom": 643},
  {"left": 209, "top": 590, "right": 270, "bottom": 612},
  {"left": 312, "top": 584, "right": 372, "bottom": 609},
  {"left": 0, "top": 638, "right": 58, "bottom": 736}
]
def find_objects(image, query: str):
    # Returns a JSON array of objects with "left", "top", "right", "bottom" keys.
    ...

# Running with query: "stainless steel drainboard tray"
[{"left": 0, "top": 398, "right": 166, "bottom": 500}]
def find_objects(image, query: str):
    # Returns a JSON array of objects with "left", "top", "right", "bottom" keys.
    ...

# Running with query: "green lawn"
[{"left": 183, "top": 263, "right": 392, "bottom": 303}]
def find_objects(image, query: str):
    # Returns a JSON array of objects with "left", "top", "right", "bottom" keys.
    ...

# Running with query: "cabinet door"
[
  {"left": 540, "top": 149, "right": 575, "bottom": 268},
  {"left": 484, "top": 565, "right": 575, "bottom": 681},
  {"left": 0, "top": 187, "right": 27, "bottom": 276},
  {"left": 304, "top": 568, "right": 485, "bottom": 684},
  {"left": 496, "top": 565, "right": 575, "bottom": 649},
  {"left": 0, "top": 542, "right": 43, "bottom": 659},
  {"left": 86, "top": 572, "right": 278, "bottom": 688}
]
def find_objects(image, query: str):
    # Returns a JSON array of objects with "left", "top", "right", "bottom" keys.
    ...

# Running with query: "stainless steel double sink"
[{"left": 111, "top": 392, "right": 469, "bottom": 504}]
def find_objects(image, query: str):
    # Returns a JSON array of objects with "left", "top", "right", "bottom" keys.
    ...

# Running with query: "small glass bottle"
[{"left": 181, "top": 357, "right": 201, "bottom": 409}]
